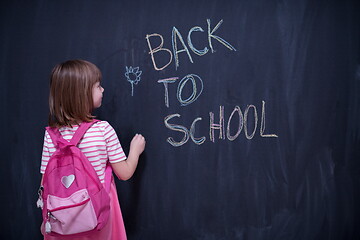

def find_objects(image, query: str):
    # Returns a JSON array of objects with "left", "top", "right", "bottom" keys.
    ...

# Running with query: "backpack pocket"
[{"left": 46, "top": 189, "right": 97, "bottom": 235}]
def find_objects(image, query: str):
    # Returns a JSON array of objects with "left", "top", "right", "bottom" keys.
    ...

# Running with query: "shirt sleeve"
[
  {"left": 40, "top": 130, "right": 51, "bottom": 174},
  {"left": 102, "top": 121, "right": 127, "bottom": 163}
]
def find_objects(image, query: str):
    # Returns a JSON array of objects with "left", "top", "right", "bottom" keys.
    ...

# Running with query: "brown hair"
[{"left": 48, "top": 59, "right": 102, "bottom": 127}]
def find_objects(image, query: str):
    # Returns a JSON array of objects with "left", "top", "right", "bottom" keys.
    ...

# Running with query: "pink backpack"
[{"left": 39, "top": 120, "right": 112, "bottom": 237}]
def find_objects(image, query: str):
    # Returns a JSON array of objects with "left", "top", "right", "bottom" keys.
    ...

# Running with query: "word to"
[{"left": 158, "top": 74, "right": 203, "bottom": 107}]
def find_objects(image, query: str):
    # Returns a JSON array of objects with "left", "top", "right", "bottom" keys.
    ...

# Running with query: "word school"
[{"left": 164, "top": 101, "right": 278, "bottom": 147}]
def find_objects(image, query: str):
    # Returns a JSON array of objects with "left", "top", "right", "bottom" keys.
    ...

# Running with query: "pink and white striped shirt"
[{"left": 40, "top": 121, "right": 127, "bottom": 183}]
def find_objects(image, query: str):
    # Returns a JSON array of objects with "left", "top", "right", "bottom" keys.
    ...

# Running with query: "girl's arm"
[{"left": 111, "top": 134, "right": 146, "bottom": 181}]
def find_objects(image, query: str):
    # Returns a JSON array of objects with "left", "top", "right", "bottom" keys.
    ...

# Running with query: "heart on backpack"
[{"left": 61, "top": 175, "right": 75, "bottom": 188}]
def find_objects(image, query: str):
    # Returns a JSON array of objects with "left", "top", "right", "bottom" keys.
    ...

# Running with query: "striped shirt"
[{"left": 40, "top": 121, "right": 126, "bottom": 183}]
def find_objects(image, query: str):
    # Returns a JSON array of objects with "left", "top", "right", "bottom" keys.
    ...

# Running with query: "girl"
[{"left": 40, "top": 59, "right": 145, "bottom": 239}]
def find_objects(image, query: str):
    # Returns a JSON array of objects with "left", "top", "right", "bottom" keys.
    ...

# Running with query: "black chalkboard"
[{"left": 1, "top": 0, "right": 360, "bottom": 239}]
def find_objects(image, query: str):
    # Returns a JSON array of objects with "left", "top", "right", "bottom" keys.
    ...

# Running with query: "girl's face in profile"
[{"left": 92, "top": 82, "right": 104, "bottom": 108}]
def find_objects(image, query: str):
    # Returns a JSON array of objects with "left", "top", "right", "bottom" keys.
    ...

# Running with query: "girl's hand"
[
  {"left": 129, "top": 134, "right": 146, "bottom": 157},
  {"left": 111, "top": 134, "right": 145, "bottom": 181}
]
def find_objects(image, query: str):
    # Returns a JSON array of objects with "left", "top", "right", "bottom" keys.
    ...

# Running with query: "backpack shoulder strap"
[
  {"left": 45, "top": 127, "right": 63, "bottom": 148},
  {"left": 70, "top": 119, "right": 100, "bottom": 146},
  {"left": 71, "top": 119, "right": 113, "bottom": 192}
]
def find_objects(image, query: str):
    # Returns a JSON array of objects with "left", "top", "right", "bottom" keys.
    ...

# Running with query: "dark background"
[{"left": 1, "top": 0, "right": 359, "bottom": 239}]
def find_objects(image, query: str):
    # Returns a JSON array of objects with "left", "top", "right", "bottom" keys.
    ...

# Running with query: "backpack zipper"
[
  {"left": 45, "top": 211, "right": 57, "bottom": 233},
  {"left": 49, "top": 197, "right": 90, "bottom": 212},
  {"left": 45, "top": 198, "right": 90, "bottom": 234}
]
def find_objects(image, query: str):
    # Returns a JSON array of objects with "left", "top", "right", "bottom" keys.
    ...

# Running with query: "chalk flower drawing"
[{"left": 125, "top": 66, "right": 142, "bottom": 96}]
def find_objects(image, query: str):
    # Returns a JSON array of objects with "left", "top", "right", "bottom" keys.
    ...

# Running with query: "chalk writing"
[
  {"left": 164, "top": 114, "right": 190, "bottom": 147},
  {"left": 165, "top": 101, "right": 278, "bottom": 146},
  {"left": 164, "top": 114, "right": 206, "bottom": 147},
  {"left": 145, "top": 18, "right": 278, "bottom": 147},
  {"left": 190, "top": 117, "right": 206, "bottom": 145},
  {"left": 158, "top": 74, "right": 204, "bottom": 107},
  {"left": 125, "top": 66, "right": 142, "bottom": 96},
  {"left": 177, "top": 74, "right": 204, "bottom": 106},
  {"left": 226, "top": 106, "right": 243, "bottom": 141},
  {"left": 146, "top": 19, "right": 236, "bottom": 71},
  {"left": 158, "top": 77, "right": 178, "bottom": 107},
  {"left": 172, "top": 27, "right": 194, "bottom": 70},
  {"left": 207, "top": 19, "right": 236, "bottom": 53},
  {"left": 187, "top": 26, "right": 209, "bottom": 56},
  {"left": 145, "top": 33, "right": 173, "bottom": 71},
  {"left": 209, "top": 106, "right": 225, "bottom": 142},
  {"left": 243, "top": 104, "right": 258, "bottom": 140},
  {"left": 260, "top": 101, "right": 278, "bottom": 137}
]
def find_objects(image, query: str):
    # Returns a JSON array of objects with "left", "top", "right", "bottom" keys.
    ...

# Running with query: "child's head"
[{"left": 49, "top": 59, "right": 103, "bottom": 127}]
